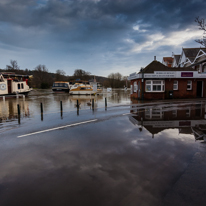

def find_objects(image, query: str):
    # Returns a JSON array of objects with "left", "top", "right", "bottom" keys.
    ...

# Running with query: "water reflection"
[
  {"left": 0, "top": 89, "right": 131, "bottom": 126},
  {"left": 130, "top": 102, "right": 206, "bottom": 141},
  {"left": 0, "top": 99, "right": 30, "bottom": 123}
]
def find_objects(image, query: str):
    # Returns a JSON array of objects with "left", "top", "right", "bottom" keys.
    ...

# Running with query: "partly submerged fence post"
[
  {"left": 105, "top": 97, "right": 107, "bottom": 107},
  {"left": 17, "top": 104, "right": 20, "bottom": 124},
  {"left": 60, "top": 101, "right": 63, "bottom": 117},
  {"left": 92, "top": 99, "right": 94, "bottom": 110},
  {"left": 40, "top": 102, "right": 43, "bottom": 121}
]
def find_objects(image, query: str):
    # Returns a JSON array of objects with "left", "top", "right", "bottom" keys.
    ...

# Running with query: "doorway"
[
  {"left": 196, "top": 81, "right": 203, "bottom": 98},
  {"left": 7, "top": 80, "right": 12, "bottom": 94}
]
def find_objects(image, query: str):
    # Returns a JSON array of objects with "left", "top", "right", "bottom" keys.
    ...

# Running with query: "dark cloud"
[{"left": 0, "top": 0, "right": 205, "bottom": 75}]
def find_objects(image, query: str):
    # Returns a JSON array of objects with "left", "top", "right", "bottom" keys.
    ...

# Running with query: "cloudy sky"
[{"left": 0, "top": 0, "right": 205, "bottom": 77}]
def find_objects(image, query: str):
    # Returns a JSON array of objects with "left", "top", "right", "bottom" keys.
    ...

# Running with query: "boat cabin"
[{"left": 0, "top": 73, "right": 32, "bottom": 96}]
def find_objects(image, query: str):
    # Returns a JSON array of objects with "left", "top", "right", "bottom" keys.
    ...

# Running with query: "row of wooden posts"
[{"left": 17, "top": 98, "right": 108, "bottom": 123}]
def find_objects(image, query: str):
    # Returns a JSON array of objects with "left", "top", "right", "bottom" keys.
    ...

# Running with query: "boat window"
[
  {"left": 80, "top": 87, "right": 86, "bottom": 90},
  {"left": 59, "top": 83, "right": 63, "bottom": 87},
  {"left": 21, "top": 83, "right": 24, "bottom": 89},
  {"left": 18, "top": 83, "right": 20, "bottom": 89},
  {"left": 64, "top": 84, "right": 68, "bottom": 88}
]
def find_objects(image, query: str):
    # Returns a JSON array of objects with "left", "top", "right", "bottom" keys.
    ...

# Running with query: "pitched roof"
[
  {"left": 174, "top": 55, "right": 180, "bottom": 64},
  {"left": 140, "top": 60, "right": 195, "bottom": 74},
  {"left": 183, "top": 48, "right": 206, "bottom": 62}
]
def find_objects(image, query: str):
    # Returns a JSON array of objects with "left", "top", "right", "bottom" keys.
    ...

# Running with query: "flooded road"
[{"left": 0, "top": 90, "right": 206, "bottom": 205}]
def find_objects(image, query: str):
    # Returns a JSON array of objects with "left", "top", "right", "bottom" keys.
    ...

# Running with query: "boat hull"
[
  {"left": 69, "top": 90, "right": 96, "bottom": 95},
  {"left": 52, "top": 88, "right": 70, "bottom": 93},
  {"left": 0, "top": 90, "right": 32, "bottom": 98}
]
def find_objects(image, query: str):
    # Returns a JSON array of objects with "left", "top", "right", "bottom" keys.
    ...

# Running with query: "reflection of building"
[
  {"left": 129, "top": 103, "right": 206, "bottom": 140},
  {"left": 0, "top": 100, "right": 30, "bottom": 122}
]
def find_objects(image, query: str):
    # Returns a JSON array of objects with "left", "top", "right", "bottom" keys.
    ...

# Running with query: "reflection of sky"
[{"left": 0, "top": 114, "right": 198, "bottom": 205}]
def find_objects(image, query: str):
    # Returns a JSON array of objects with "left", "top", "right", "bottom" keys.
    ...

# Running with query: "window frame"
[
  {"left": 173, "top": 80, "right": 178, "bottom": 90},
  {"left": 145, "top": 80, "right": 165, "bottom": 92},
  {"left": 187, "top": 80, "right": 192, "bottom": 90}
]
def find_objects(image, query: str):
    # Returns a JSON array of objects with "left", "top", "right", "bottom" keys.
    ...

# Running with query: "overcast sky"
[{"left": 0, "top": 0, "right": 205, "bottom": 77}]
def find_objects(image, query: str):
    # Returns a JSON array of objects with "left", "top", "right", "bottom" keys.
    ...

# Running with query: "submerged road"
[{"left": 1, "top": 100, "right": 206, "bottom": 205}]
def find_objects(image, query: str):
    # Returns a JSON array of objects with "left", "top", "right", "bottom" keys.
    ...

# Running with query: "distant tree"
[
  {"left": 107, "top": 72, "right": 125, "bottom": 88},
  {"left": 32, "top": 65, "right": 53, "bottom": 89},
  {"left": 55, "top": 69, "right": 67, "bottom": 81},
  {"left": 6, "top": 60, "right": 20, "bottom": 72},
  {"left": 73, "top": 69, "right": 91, "bottom": 80},
  {"left": 195, "top": 16, "right": 206, "bottom": 47}
]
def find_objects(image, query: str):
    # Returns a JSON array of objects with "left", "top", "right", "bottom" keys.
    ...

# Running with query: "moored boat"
[
  {"left": 52, "top": 81, "right": 71, "bottom": 93},
  {"left": 0, "top": 73, "right": 32, "bottom": 97},
  {"left": 69, "top": 83, "right": 96, "bottom": 95}
]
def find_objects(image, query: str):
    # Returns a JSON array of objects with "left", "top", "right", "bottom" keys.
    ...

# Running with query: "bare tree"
[
  {"left": 6, "top": 60, "right": 20, "bottom": 71},
  {"left": 32, "top": 65, "right": 53, "bottom": 89},
  {"left": 195, "top": 16, "right": 206, "bottom": 47},
  {"left": 55, "top": 69, "right": 66, "bottom": 81},
  {"left": 73, "top": 69, "right": 91, "bottom": 80},
  {"left": 107, "top": 72, "right": 125, "bottom": 88}
]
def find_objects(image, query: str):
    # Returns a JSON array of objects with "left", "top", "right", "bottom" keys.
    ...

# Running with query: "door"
[
  {"left": 7, "top": 80, "right": 12, "bottom": 94},
  {"left": 196, "top": 81, "right": 203, "bottom": 98},
  {"left": 138, "top": 82, "right": 140, "bottom": 98}
]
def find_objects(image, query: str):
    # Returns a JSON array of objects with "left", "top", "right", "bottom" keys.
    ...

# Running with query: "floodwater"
[{"left": 0, "top": 90, "right": 206, "bottom": 206}]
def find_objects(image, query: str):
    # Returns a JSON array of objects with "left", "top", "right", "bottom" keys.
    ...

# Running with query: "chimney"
[{"left": 154, "top": 56, "right": 156, "bottom": 61}]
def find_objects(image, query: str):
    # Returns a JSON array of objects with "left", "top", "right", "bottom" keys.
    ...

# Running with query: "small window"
[
  {"left": 130, "top": 85, "right": 133, "bottom": 94},
  {"left": 21, "top": 83, "right": 24, "bottom": 89},
  {"left": 172, "top": 110, "right": 177, "bottom": 117},
  {"left": 186, "top": 109, "right": 190, "bottom": 117},
  {"left": 18, "top": 84, "right": 20, "bottom": 89},
  {"left": 187, "top": 80, "right": 192, "bottom": 90},
  {"left": 173, "top": 80, "right": 178, "bottom": 90}
]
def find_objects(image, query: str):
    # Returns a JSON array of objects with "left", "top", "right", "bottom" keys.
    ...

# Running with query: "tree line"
[{"left": 0, "top": 60, "right": 129, "bottom": 89}]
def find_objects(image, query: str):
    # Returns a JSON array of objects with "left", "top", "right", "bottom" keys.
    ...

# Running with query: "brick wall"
[{"left": 130, "top": 78, "right": 206, "bottom": 100}]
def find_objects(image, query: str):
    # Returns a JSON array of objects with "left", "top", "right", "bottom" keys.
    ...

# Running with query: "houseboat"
[
  {"left": 0, "top": 73, "right": 32, "bottom": 97},
  {"left": 52, "top": 81, "right": 72, "bottom": 93}
]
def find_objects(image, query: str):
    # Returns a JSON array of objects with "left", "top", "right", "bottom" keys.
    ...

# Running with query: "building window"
[
  {"left": 145, "top": 80, "right": 165, "bottom": 92},
  {"left": 186, "top": 109, "right": 190, "bottom": 117},
  {"left": 18, "top": 84, "right": 20, "bottom": 89},
  {"left": 173, "top": 80, "right": 178, "bottom": 90},
  {"left": 203, "top": 65, "right": 206, "bottom": 73},
  {"left": 172, "top": 110, "right": 177, "bottom": 117},
  {"left": 187, "top": 80, "right": 192, "bottom": 90},
  {"left": 134, "top": 82, "right": 137, "bottom": 92}
]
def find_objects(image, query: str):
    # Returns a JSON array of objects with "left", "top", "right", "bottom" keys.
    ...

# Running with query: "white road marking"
[{"left": 17, "top": 119, "right": 98, "bottom": 138}]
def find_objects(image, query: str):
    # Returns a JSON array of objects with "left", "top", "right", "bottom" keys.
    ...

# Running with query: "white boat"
[
  {"left": 52, "top": 81, "right": 71, "bottom": 93},
  {"left": 69, "top": 83, "right": 96, "bottom": 95},
  {"left": 0, "top": 73, "right": 32, "bottom": 97}
]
